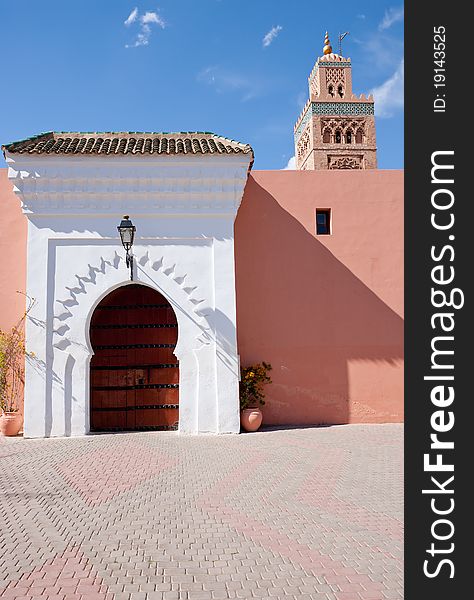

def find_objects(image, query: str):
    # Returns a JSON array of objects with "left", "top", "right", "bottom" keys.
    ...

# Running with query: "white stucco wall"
[{"left": 5, "top": 153, "right": 251, "bottom": 437}]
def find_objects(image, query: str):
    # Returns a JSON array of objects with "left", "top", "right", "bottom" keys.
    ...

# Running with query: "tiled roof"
[{"left": 2, "top": 131, "right": 254, "bottom": 164}]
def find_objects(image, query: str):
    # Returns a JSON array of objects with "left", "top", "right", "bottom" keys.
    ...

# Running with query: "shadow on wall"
[{"left": 235, "top": 177, "right": 403, "bottom": 426}]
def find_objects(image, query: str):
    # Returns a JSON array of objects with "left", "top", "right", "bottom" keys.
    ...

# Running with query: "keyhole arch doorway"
[{"left": 89, "top": 283, "right": 179, "bottom": 431}]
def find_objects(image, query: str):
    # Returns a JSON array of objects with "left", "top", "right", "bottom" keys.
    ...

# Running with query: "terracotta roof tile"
[{"left": 2, "top": 131, "right": 254, "bottom": 167}]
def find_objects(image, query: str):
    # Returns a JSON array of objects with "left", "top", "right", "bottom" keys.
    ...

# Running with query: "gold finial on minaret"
[{"left": 323, "top": 31, "right": 332, "bottom": 55}]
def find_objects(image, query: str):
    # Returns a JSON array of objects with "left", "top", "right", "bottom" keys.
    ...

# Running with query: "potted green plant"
[
  {"left": 239, "top": 361, "right": 272, "bottom": 432},
  {"left": 0, "top": 294, "right": 35, "bottom": 437}
]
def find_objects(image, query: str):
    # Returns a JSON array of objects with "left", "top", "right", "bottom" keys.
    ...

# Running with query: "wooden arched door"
[{"left": 89, "top": 284, "right": 179, "bottom": 431}]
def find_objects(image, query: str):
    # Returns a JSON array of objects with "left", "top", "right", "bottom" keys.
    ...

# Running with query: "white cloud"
[
  {"left": 262, "top": 25, "right": 283, "bottom": 48},
  {"left": 379, "top": 6, "right": 404, "bottom": 31},
  {"left": 371, "top": 59, "right": 404, "bottom": 117},
  {"left": 127, "top": 28, "right": 150, "bottom": 47},
  {"left": 199, "top": 66, "right": 217, "bottom": 84},
  {"left": 352, "top": 32, "right": 403, "bottom": 71},
  {"left": 141, "top": 11, "right": 165, "bottom": 27},
  {"left": 124, "top": 8, "right": 166, "bottom": 48},
  {"left": 282, "top": 156, "right": 296, "bottom": 170},
  {"left": 197, "top": 66, "right": 261, "bottom": 101},
  {"left": 124, "top": 7, "right": 138, "bottom": 26},
  {"left": 296, "top": 91, "right": 307, "bottom": 110}
]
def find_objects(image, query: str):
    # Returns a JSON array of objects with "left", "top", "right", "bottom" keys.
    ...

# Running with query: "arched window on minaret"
[
  {"left": 328, "top": 84, "right": 335, "bottom": 97},
  {"left": 355, "top": 128, "right": 364, "bottom": 144},
  {"left": 335, "top": 129, "right": 342, "bottom": 144},
  {"left": 338, "top": 84, "right": 344, "bottom": 98},
  {"left": 346, "top": 129, "right": 353, "bottom": 144},
  {"left": 323, "top": 128, "right": 331, "bottom": 143}
]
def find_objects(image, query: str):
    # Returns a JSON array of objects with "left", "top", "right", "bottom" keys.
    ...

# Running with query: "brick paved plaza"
[{"left": 0, "top": 425, "right": 403, "bottom": 600}]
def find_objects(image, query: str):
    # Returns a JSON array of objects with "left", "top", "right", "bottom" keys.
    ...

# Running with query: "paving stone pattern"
[{"left": 0, "top": 424, "right": 403, "bottom": 600}]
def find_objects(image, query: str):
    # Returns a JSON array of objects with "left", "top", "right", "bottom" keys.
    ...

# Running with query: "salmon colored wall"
[
  {"left": 0, "top": 169, "right": 27, "bottom": 415},
  {"left": 235, "top": 170, "right": 404, "bottom": 425},
  {"left": 0, "top": 169, "right": 27, "bottom": 331}
]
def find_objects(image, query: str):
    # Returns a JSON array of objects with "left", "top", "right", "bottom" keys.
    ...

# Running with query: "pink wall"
[
  {"left": 0, "top": 168, "right": 27, "bottom": 414},
  {"left": 0, "top": 169, "right": 27, "bottom": 331},
  {"left": 235, "top": 170, "right": 404, "bottom": 424}
]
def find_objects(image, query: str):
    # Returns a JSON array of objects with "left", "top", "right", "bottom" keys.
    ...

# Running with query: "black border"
[{"left": 405, "top": 2, "right": 469, "bottom": 597}]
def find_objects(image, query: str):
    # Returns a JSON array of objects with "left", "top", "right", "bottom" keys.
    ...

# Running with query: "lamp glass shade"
[{"left": 117, "top": 216, "right": 136, "bottom": 250}]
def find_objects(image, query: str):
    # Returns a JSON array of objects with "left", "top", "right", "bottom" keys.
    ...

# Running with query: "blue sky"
[{"left": 0, "top": 0, "right": 403, "bottom": 170}]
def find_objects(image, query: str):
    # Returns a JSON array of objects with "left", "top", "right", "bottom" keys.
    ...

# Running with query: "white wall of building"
[{"left": 5, "top": 153, "right": 251, "bottom": 437}]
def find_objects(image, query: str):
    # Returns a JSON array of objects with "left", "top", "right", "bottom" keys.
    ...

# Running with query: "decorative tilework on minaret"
[{"left": 294, "top": 33, "right": 377, "bottom": 170}]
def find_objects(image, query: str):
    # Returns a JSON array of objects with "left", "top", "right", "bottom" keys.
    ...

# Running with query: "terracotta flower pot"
[
  {"left": 240, "top": 407, "right": 263, "bottom": 432},
  {"left": 0, "top": 412, "right": 23, "bottom": 437}
]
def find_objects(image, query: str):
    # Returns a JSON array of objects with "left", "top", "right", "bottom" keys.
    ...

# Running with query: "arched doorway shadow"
[{"left": 89, "top": 284, "right": 179, "bottom": 431}]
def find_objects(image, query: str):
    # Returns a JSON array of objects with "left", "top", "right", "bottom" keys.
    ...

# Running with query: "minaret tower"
[{"left": 294, "top": 32, "right": 377, "bottom": 170}]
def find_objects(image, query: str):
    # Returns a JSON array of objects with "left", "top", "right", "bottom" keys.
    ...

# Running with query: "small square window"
[{"left": 316, "top": 209, "right": 331, "bottom": 235}]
